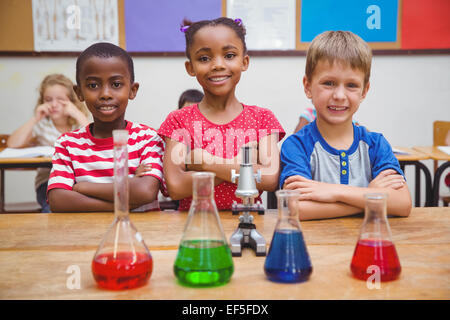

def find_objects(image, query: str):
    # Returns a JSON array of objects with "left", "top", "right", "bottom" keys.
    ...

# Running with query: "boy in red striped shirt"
[{"left": 47, "top": 43, "right": 166, "bottom": 212}]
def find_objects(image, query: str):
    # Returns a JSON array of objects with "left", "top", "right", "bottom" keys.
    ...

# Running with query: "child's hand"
[
  {"left": 62, "top": 100, "right": 81, "bottom": 118},
  {"left": 72, "top": 181, "right": 88, "bottom": 194},
  {"left": 135, "top": 163, "right": 153, "bottom": 177},
  {"left": 284, "top": 175, "right": 340, "bottom": 203},
  {"left": 34, "top": 103, "right": 51, "bottom": 122},
  {"left": 185, "top": 148, "right": 206, "bottom": 171},
  {"left": 369, "top": 169, "right": 405, "bottom": 190}
]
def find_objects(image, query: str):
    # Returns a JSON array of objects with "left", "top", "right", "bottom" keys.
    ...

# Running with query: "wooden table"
[
  {"left": 413, "top": 146, "right": 450, "bottom": 206},
  {"left": 0, "top": 154, "right": 52, "bottom": 212},
  {"left": 0, "top": 208, "right": 449, "bottom": 300}
]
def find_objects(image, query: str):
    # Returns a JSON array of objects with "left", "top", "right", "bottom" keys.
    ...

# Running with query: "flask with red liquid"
[
  {"left": 350, "top": 193, "right": 401, "bottom": 282},
  {"left": 91, "top": 130, "right": 153, "bottom": 290}
]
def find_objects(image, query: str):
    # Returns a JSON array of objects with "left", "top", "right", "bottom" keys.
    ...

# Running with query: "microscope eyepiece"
[{"left": 242, "top": 146, "right": 251, "bottom": 164}]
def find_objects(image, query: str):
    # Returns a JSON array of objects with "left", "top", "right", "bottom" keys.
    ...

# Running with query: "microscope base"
[{"left": 230, "top": 223, "right": 266, "bottom": 257}]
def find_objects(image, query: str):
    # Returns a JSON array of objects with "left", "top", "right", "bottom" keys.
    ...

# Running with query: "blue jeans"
[{"left": 36, "top": 182, "right": 51, "bottom": 213}]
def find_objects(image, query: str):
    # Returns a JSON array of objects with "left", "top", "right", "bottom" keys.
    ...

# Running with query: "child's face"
[
  {"left": 303, "top": 59, "right": 369, "bottom": 126},
  {"left": 185, "top": 25, "right": 249, "bottom": 98},
  {"left": 43, "top": 84, "right": 71, "bottom": 121},
  {"left": 74, "top": 56, "right": 138, "bottom": 124}
]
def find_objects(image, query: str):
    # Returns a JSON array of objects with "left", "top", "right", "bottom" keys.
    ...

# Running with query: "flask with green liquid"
[{"left": 173, "top": 172, "right": 234, "bottom": 287}]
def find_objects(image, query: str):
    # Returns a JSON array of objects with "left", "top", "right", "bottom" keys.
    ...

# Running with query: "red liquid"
[
  {"left": 92, "top": 251, "right": 153, "bottom": 290},
  {"left": 350, "top": 239, "right": 401, "bottom": 282}
]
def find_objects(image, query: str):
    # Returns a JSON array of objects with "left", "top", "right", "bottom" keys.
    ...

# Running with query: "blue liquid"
[{"left": 264, "top": 229, "right": 313, "bottom": 283}]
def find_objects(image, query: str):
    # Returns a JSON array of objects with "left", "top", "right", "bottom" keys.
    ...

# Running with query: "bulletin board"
[
  {"left": 0, "top": 0, "right": 449, "bottom": 55},
  {"left": 296, "top": 0, "right": 402, "bottom": 50},
  {"left": 401, "top": 0, "right": 450, "bottom": 50},
  {"left": 124, "top": 0, "right": 223, "bottom": 52}
]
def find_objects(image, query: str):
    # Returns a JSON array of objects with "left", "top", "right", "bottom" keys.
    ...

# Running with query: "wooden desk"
[
  {"left": 413, "top": 146, "right": 450, "bottom": 162},
  {"left": 394, "top": 147, "right": 430, "bottom": 162},
  {"left": 0, "top": 153, "right": 52, "bottom": 212},
  {"left": 413, "top": 146, "right": 450, "bottom": 206},
  {"left": 0, "top": 208, "right": 449, "bottom": 300}
]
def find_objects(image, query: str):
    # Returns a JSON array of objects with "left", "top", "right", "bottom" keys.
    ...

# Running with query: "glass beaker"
[
  {"left": 264, "top": 190, "right": 313, "bottom": 283},
  {"left": 91, "top": 130, "right": 153, "bottom": 290},
  {"left": 350, "top": 193, "right": 401, "bottom": 282},
  {"left": 173, "top": 172, "right": 234, "bottom": 287}
]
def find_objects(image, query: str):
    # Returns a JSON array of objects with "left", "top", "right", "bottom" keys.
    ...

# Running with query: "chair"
[
  {"left": 159, "top": 200, "right": 179, "bottom": 211},
  {"left": 0, "top": 135, "right": 8, "bottom": 147},
  {"left": 433, "top": 121, "right": 450, "bottom": 206},
  {"left": 267, "top": 191, "right": 277, "bottom": 209},
  {"left": 0, "top": 134, "right": 42, "bottom": 213},
  {"left": 433, "top": 120, "right": 450, "bottom": 171}
]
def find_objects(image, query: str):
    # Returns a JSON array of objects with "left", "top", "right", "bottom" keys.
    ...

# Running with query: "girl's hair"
[
  {"left": 178, "top": 89, "right": 204, "bottom": 109},
  {"left": 37, "top": 74, "right": 88, "bottom": 126},
  {"left": 181, "top": 17, "right": 247, "bottom": 59},
  {"left": 305, "top": 31, "right": 372, "bottom": 89}
]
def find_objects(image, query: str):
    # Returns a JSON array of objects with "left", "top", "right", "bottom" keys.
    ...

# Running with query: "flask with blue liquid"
[{"left": 264, "top": 190, "right": 312, "bottom": 283}]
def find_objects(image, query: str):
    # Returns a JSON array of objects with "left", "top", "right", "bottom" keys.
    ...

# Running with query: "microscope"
[{"left": 229, "top": 146, "right": 266, "bottom": 257}]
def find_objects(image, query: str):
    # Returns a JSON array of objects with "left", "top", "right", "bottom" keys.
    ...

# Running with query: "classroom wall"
[{"left": 1, "top": 54, "right": 449, "bottom": 205}]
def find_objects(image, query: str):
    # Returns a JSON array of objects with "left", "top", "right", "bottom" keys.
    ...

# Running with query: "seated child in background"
[
  {"left": 293, "top": 106, "right": 359, "bottom": 133},
  {"left": 161, "top": 88, "right": 204, "bottom": 209},
  {"left": 47, "top": 42, "right": 166, "bottom": 212},
  {"left": 159, "top": 17, "right": 285, "bottom": 211},
  {"left": 7, "top": 74, "right": 90, "bottom": 212},
  {"left": 137, "top": 89, "right": 205, "bottom": 210},
  {"left": 178, "top": 89, "right": 204, "bottom": 109},
  {"left": 280, "top": 30, "right": 412, "bottom": 220}
]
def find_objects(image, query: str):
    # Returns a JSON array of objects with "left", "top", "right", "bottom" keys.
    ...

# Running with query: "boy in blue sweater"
[{"left": 280, "top": 31, "right": 411, "bottom": 220}]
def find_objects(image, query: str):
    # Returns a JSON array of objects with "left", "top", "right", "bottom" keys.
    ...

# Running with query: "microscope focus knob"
[
  {"left": 255, "top": 169, "right": 261, "bottom": 183},
  {"left": 231, "top": 169, "right": 239, "bottom": 183}
]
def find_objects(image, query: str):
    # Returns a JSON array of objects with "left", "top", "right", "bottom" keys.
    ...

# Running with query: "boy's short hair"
[
  {"left": 76, "top": 42, "right": 134, "bottom": 84},
  {"left": 305, "top": 31, "right": 372, "bottom": 88}
]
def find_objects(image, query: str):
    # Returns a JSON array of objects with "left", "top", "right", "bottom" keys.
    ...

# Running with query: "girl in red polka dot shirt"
[{"left": 158, "top": 17, "right": 285, "bottom": 211}]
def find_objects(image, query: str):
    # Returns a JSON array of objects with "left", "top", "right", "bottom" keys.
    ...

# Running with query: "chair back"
[
  {"left": 0, "top": 134, "right": 9, "bottom": 148},
  {"left": 433, "top": 121, "right": 450, "bottom": 146},
  {"left": 432, "top": 121, "right": 450, "bottom": 173}
]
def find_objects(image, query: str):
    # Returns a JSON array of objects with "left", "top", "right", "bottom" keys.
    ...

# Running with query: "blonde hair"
[
  {"left": 36, "top": 74, "right": 88, "bottom": 126},
  {"left": 305, "top": 31, "right": 372, "bottom": 89}
]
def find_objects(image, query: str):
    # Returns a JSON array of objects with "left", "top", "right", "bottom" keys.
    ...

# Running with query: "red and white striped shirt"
[{"left": 47, "top": 121, "right": 166, "bottom": 211}]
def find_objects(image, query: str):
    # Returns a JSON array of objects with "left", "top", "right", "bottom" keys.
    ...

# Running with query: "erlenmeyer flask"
[
  {"left": 350, "top": 193, "right": 401, "bottom": 282},
  {"left": 91, "top": 130, "right": 153, "bottom": 290},
  {"left": 264, "top": 190, "right": 312, "bottom": 283},
  {"left": 173, "top": 172, "right": 234, "bottom": 287}
]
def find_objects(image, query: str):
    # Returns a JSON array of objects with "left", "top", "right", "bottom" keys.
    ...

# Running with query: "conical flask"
[
  {"left": 173, "top": 172, "right": 234, "bottom": 287},
  {"left": 264, "top": 190, "right": 312, "bottom": 283},
  {"left": 350, "top": 193, "right": 401, "bottom": 282},
  {"left": 91, "top": 130, "right": 153, "bottom": 290}
]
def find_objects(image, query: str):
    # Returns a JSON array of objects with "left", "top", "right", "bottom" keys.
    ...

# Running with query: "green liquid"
[{"left": 173, "top": 240, "right": 234, "bottom": 287}]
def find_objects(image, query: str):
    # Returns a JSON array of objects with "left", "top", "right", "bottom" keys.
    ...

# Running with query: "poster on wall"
[
  {"left": 226, "top": 0, "right": 296, "bottom": 50},
  {"left": 32, "top": 0, "right": 119, "bottom": 52},
  {"left": 124, "top": 0, "right": 222, "bottom": 52}
]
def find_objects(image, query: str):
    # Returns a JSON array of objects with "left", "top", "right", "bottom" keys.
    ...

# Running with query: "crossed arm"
[
  {"left": 283, "top": 169, "right": 412, "bottom": 220},
  {"left": 163, "top": 133, "right": 281, "bottom": 200},
  {"left": 48, "top": 175, "right": 160, "bottom": 212}
]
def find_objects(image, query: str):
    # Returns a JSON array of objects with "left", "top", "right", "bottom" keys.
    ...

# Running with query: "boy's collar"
[{"left": 312, "top": 120, "right": 360, "bottom": 155}]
